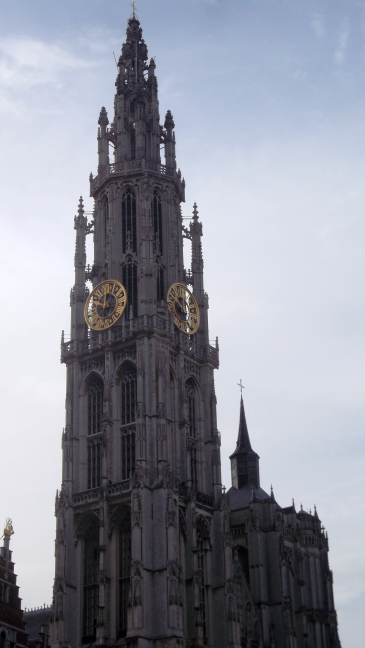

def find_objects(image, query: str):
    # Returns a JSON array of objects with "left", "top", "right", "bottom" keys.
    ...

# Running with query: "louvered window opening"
[
  {"left": 121, "top": 190, "right": 137, "bottom": 253},
  {"left": 152, "top": 191, "right": 163, "bottom": 254},
  {"left": 82, "top": 522, "right": 99, "bottom": 643},
  {"left": 88, "top": 438, "right": 102, "bottom": 490},
  {"left": 122, "top": 261, "right": 137, "bottom": 319},
  {"left": 88, "top": 381, "right": 103, "bottom": 436},
  {"left": 118, "top": 514, "right": 131, "bottom": 638}
]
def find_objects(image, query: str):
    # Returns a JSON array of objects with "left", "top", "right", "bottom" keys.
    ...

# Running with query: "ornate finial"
[
  {"left": 164, "top": 110, "right": 175, "bottom": 131},
  {"left": 192, "top": 203, "right": 199, "bottom": 221},
  {"left": 3, "top": 518, "right": 14, "bottom": 538},
  {"left": 237, "top": 379, "right": 244, "bottom": 395},
  {"left": 300, "top": 503, "right": 303, "bottom": 510},
  {"left": 78, "top": 196, "right": 84, "bottom": 216},
  {"left": 131, "top": 0, "right": 137, "bottom": 18},
  {"left": 98, "top": 106, "right": 109, "bottom": 127}
]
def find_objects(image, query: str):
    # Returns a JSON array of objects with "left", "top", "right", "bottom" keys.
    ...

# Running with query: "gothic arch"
[
  {"left": 115, "top": 359, "right": 137, "bottom": 382},
  {"left": 74, "top": 510, "right": 100, "bottom": 542},
  {"left": 83, "top": 370, "right": 104, "bottom": 393},
  {"left": 109, "top": 503, "right": 131, "bottom": 537}
]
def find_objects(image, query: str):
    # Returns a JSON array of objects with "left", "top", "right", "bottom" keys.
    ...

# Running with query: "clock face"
[
  {"left": 84, "top": 280, "right": 127, "bottom": 331},
  {"left": 166, "top": 283, "right": 200, "bottom": 335}
]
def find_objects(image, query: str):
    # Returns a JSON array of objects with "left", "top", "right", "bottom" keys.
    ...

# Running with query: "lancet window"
[
  {"left": 122, "top": 258, "right": 137, "bottom": 319},
  {"left": 152, "top": 191, "right": 163, "bottom": 253},
  {"left": 120, "top": 365, "right": 137, "bottom": 480},
  {"left": 82, "top": 520, "right": 99, "bottom": 643},
  {"left": 121, "top": 189, "right": 137, "bottom": 253},
  {"left": 118, "top": 512, "right": 131, "bottom": 638}
]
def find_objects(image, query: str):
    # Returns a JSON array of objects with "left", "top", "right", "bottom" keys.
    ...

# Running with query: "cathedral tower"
[
  {"left": 50, "top": 11, "right": 342, "bottom": 648},
  {"left": 51, "top": 12, "right": 223, "bottom": 648}
]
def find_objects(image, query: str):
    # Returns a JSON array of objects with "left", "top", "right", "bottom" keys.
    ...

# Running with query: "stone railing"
[
  {"left": 90, "top": 159, "right": 184, "bottom": 197},
  {"left": 108, "top": 479, "right": 132, "bottom": 496},
  {"left": 61, "top": 319, "right": 218, "bottom": 367},
  {"left": 73, "top": 487, "right": 101, "bottom": 505},
  {"left": 300, "top": 533, "right": 324, "bottom": 548},
  {"left": 24, "top": 604, "right": 52, "bottom": 614},
  {"left": 231, "top": 524, "right": 247, "bottom": 538},
  {"left": 196, "top": 492, "right": 214, "bottom": 508}
]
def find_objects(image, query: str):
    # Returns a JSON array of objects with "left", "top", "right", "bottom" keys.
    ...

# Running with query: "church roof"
[{"left": 227, "top": 483, "right": 270, "bottom": 510}]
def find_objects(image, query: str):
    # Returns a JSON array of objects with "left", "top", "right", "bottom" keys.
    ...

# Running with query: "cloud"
[
  {"left": 0, "top": 36, "right": 91, "bottom": 90},
  {"left": 334, "top": 19, "right": 350, "bottom": 65},
  {"left": 311, "top": 12, "right": 325, "bottom": 39}
]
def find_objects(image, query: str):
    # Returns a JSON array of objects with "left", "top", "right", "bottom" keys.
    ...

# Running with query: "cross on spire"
[
  {"left": 131, "top": 0, "right": 137, "bottom": 17},
  {"left": 237, "top": 379, "right": 245, "bottom": 395}
]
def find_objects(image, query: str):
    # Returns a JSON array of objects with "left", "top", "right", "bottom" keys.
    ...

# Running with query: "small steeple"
[
  {"left": 234, "top": 395, "right": 253, "bottom": 453},
  {"left": 230, "top": 396, "right": 260, "bottom": 490}
]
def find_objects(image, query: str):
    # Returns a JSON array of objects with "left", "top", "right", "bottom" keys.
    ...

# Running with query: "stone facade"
[{"left": 50, "top": 12, "right": 342, "bottom": 648}]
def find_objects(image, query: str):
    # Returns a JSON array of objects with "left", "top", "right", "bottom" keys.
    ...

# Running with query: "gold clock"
[
  {"left": 166, "top": 283, "right": 200, "bottom": 335},
  {"left": 84, "top": 280, "right": 127, "bottom": 331}
]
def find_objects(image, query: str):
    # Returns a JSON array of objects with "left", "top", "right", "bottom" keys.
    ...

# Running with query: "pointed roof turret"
[
  {"left": 230, "top": 395, "right": 260, "bottom": 490},
  {"left": 231, "top": 395, "right": 253, "bottom": 455}
]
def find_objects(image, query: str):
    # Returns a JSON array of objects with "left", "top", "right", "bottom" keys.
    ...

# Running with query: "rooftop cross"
[
  {"left": 131, "top": 0, "right": 137, "bottom": 17},
  {"left": 237, "top": 379, "right": 245, "bottom": 394}
]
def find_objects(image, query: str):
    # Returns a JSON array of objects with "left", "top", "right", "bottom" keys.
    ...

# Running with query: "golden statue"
[{"left": 3, "top": 518, "right": 14, "bottom": 538}]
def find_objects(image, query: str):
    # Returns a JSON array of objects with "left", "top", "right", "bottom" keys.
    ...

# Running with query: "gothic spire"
[
  {"left": 232, "top": 395, "right": 253, "bottom": 454},
  {"left": 230, "top": 396, "right": 260, "bottom": 490}
]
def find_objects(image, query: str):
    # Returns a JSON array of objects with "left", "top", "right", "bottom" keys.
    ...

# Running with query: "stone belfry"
[{"left": 51, "top": 11, "right": 223, "bottom": 648}]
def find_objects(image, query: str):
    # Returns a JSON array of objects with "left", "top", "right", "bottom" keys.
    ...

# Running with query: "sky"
[{"left": 0, "top": 0, "right": 364, "bottom": 645}]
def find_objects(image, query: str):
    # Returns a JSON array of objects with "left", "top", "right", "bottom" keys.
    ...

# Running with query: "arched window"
[
  {"left": 118, "top": 513, "right": 131, "bottom": 638},
  {"left": 121, "top": 190, "right": 136, "bottom": 253},
  {"left": 120, "top": 366, "right": 137, "bottom": 425},
  {"left": 122, "top": 258, "right": 137, "bottom": 319},
  {"left": 87, "top": 375, "right": 103, "bottom": 436},
  {"left": 152, "top": 191, "right": 163, "bottom": 254},
  {"left": 186, "top": 379, "right": 197, "bottom": 438},
  {"left": 83, "top": 519, "right": 99, "bottom": 643},
  {"left": 120, "top": 365, "right": 137, "bottom": 480}
]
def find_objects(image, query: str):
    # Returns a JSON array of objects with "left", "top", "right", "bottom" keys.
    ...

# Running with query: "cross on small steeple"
[
  {"left": 237, "top": 379, "right": 244, "bottom": 394},
  {"left": 131, "top": 0, "right": 137, "bottom": 16}
]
